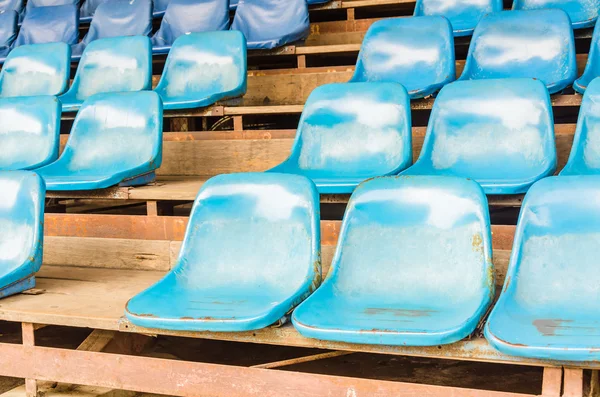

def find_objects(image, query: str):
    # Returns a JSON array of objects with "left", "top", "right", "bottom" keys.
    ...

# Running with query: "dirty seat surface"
[
  {"left": 513, "top": 0, "right": 599, "bottom": 29},
  {"left": 574, "top": 25, "right": 600, "bottom": 93},
  {"left": 414, "top": 0, "right": 503, "bottom": 36}
]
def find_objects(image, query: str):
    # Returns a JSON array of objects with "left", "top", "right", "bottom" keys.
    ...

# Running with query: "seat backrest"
[
  {"left": 274, "top": 82, "right": 412, "bottom": 177},
  {"left": 58, "top": 91, "right": 162, "bottom": 174},
  {"left": 154, "top": 31, "right": 247, "bottom": 106},
  {"left": 0, "top": 96, "right": 60, "bottom": 170},
  {"left": 328, "top": 176, "right": 492, "bottom": 308},
  {"left": 0, "top": 11, "right": 17, "bottom": 57},
  {"left": 513, "top": 0, "right": 599, "bottom": 28},
  {"left": 503, "top": 176, "right": 600, "bottom": 312},
  {"left": 231, "top": 0, "right": 310, "bottom": 49},
  {"left": 414, "top": 0, "right": 503, "bottom": 36},
  {"left": 151, "top": 0, "right": 230, "bottom": 52},
  {"left": 459, "top": 9, "right": 576, "bottom": 93},
  {"left": 410, "top": 78, "right": 556, "bottom": 189},
  {"left": 14, "top": 4, "right": 79, "bottom": 46},
  {"left": 0, "top": 42, "right": 70, "bottom": 96},
  {"left": 574, "top": 23, "right": 600, "bottom": 93},
  {"left": 67, "top": 36, "right": 152, "bottom": 101},
  {"left": 175, "top": 172, "right": 320, "bottom": 295},
  {"left": 0, "top": 171, "right": 45, "bottom": 277},
  {"left": 0, "top": 0, "right": 22, "bottom": 14},
  {"left": 350, "top": 17, "right": 455, "bottom": 98}
]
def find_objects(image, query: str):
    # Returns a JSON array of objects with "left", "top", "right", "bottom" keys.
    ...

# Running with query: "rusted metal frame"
[{"left": 251, "top": 351, "right": 354, "bottom": 369}]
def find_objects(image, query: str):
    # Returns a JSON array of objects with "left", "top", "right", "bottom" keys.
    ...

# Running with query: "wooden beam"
[
  {"left": 251, "top": 351, "right": 354, "bottom": 369},
  {"left": 563, "top": 369, "right": 584, "bottom": 397},
  {"left": 22, "top": 323, "right": 37, "bottom": 397},
  {"left": 541, "top": 367, "right": 562, "bottom": 397}
]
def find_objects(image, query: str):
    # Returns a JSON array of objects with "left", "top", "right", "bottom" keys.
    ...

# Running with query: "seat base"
[
  {"left": 0, "top": 276, "right": 35, "bottom": 299},
  {"left": 119, "top": 171, "right": 156, "bottom": 187}
]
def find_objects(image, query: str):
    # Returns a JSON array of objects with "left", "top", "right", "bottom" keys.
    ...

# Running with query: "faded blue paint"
[
  {"left": 293, "top": 176, "right": 493, "bottom": 346},
  {"left": 350, "top": 17, "right": 455, "bottom": 99},
  {"left": 574, "top": 24, "right": 600, "bottom": 93},
  {"left": 561, "top": 78, "right": 600, "bottom": 175},
  {"left": 0, "top": 171, "right": 45, "bottom": 298},
  {"left": 0, "top": 96, "right": 60, "bottom": 170},
  {"left": 513, "top": 0, "right": 599, "bottom": 29},
  {"left": 154, "top": 31, "right": 247, "bottom": 110},
  {"left": 269, "top": 82, "right": 412, "bottom": 194},
  {"left": 0, "top": 42, "right": 71, "bottom": 97},
  {"left": 231, "top": 0, "right": 310, "bottom": 50},
  {"left": 414, "top": 0, "right": 503, "bottom": 36},
  {"left": 485, "top": 176, "right": 600, "bottom": 361},
  {"left": 403, "top": 79, "right": 556, "bottom": 194},
  {"left": 126, "top": 172, "right": 321, "bottom": 332},
  {"left": 151, "top": 0, "right": 230, "bottom": 55},
  {"left": 459, "top": 9, "right": 577, "bottom": 94},
  {"left": 60, "top": 36, "right": 152, "bottom": 112},
  {"left": 0, "top": 11, "right": 16, "bottom": 58},
  {"left": 14, "top": 4, "right": 79, "bottom": 47},
  {"left": 71, "top": 0, "right": 152, "bottom": 59},
  {"left": 36, "top": 91, "right": 163, "bottom": 190}
]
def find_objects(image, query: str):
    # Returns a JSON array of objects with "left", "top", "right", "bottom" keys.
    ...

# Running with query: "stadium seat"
[
  {"left": 0, "top": 171, "right": 45, "bottom": 298},
  {"left": 414, "top": 0, "right": 503, "bottom": 36},
  {"left": 60, "top": 36, "right": 152, "bottom": 112},
  {"left": 0, "top": 96, "right": 60, "bottom": 170},
  {"left": 350, "top": 17, "right": 455, "bottom": 99},
  {"left": 485, "top": 176, "right": 600, "bottom": 361},
  {"left": 402, "top": 79, "right": 556, "bottom": 194},
  {"left": 574, "top": 23, "right": 600, "bottom": 93},
  {"left": 231, "top": 0, "right": 310, "bottom": 50},
  {"left": 513, "top": 0, "right": 599, "bottom": 29},
  {"left": 71, "top": 0, "right": 152, "bottom": 58},
  {"left": 79, "top": 0, "right": 102, "bottom": 22},
  {"left": 0, "top": 0, "right": 22, "bottom": 15},
  {"left": 14, "top": 4, "right": 79, "bottom": 47},
  {"left": 151, "top": 0, "right": 230, "bottom": 55},
  {"left": 36, "top": 91, "right": 162, "bottom": 190},
  {"left": 126, "top": 172, "right": 321, "bottom": 331},
  {"left": 268, "top": 82, "right": 412, "bottom": 194},
  {"left": 459, "top": 9, "right": 577, "bottom": 94},
  {"left": 293, "top": 176, "right": 493, "bottom": 346},
  {"left": 154, "top": 31, "right": 247, "bottom": 110},
  {"left": 153, "top": 0, "right": 170, "bottom": 17},
  {"left": 0, "top": 42, "right": 70, "bottom": 97},
  {"left": 0, "top": 11, "right": 17, "bottom": 58},
  {"left": 561, "top": 78, "right": 600, "bottom": 175}
]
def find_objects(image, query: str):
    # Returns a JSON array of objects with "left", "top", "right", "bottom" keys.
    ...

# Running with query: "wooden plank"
[
  {"left": 541, "top": 367, "right": 562, "bottom": 396},
  {"left": 563, "top": 369, "right": 584, "bottom": 397}
]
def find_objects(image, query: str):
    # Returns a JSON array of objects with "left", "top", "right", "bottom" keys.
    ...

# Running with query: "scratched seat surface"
[
  {"left": 350, "top": 17, "right": 455, "bottom": 99},
  {"left": 71, "top": 0, "right": 152, "bottom": 58},
  {"left": 561, "top": 78, "right": 600, "bottom": 175},
  {"left": 60, "top": 36, "right": 152, "bottom": 112},
  {"left": 574, "top": 25, "right": 600, "bottom": 93},
  {"left": 513, "top": 0, "right": 599, "bottom": 28},
  {"left": 154, "top": 31, "right": 246, "bottom": 110},
  {"left": 126, "top": 172, "right": 321, "bottom": 332},
  {"left": 36, "top": 91, "right": 162, "bottom": 191},
  {"left": 458, "top": 9, "right": 577, "bottom": 94},
  {"left": 0, "top": 11, "right": 17, "bottom": 58},
  {"left": 485, "top": 176, "right": 600, "bottom": 361},
  {"left": 0, "top": 171, "right": 45, "bottom": 299},
  {"left": 0, "top": 42, "right": 70, "bottom": 97},
  {"left": 231, "top": 0, "right": 310, "bottom": 50},
  {"left": 414, "top": 0, "right": 503, "bottom": 36},
  {"left": 0, "top": 96, "right": 60, "bottom": 170},
  {"left": 293, "top": 176, "right": 493, "bottom": 346},
  {"left": 14, "top": 4, "right": 79, "bottom": 47},
  {"left": 268, "top": 82, "right": 412, "bottom": 194},
  {"left": 151, "top": 0, "right": 230, "bottom": 54},
  {"left": 402, "top": 79, "right": 556, "bottom": 194}
]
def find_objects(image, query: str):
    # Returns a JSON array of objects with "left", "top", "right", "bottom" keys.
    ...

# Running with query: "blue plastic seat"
[
  {"left": 0, "top": 171, "right": 45, "bottom": 298},
  {"left": 151, "top": 0, "right": 230, "bottom": 55},
  {"left": 231, "top": 0, "right": 328, "bottom": 8},
  {"left": 36, "top": 91, "right": 162, "bottom": 191},
  {"left": 14, "top": 4, "right": 79, "bottom": 47},
  {"left": 0, "top": 43, "right": 70, "bottom": 97},
  {"left": 293, "top": 176, "right": 493, "bottom": 346},
  {"left": 513, "top": 0, "right": 599, "bottom": 29},
  {"left": 231, "top": 0, "right": 310, "bottom": 50},
  {"left": 71, "top": 0, "right": 152, "bottom": 58},
  {"left": 60, "top": 36, "right": 152, "bottom": 112},
  {"left": 402, "top": 79, "right": 556, "bottom": 194},
  {"left": 574, "top": 24, "right": 600, "bottom": 93},
  {"left": 21, "top": 0, "right": 78, "bottom": 22},
  {"left": 414, "top": 0, "right": 503, "bottom": 36},
  {"left": 459, "top": 9, "right": 577, "bottom": 94},
  {"left": 0, "top": 96, "right": 60, "bottom": 170},
  {"left": 126, "top": 172, "right": 320, "bottom": 331},
  {"left": 561, "top": 78, "right": 600, "bottom": 175},
  {"left": 0, "top": 0, "right": 23, "bottom": 15},
  {"left": 154, "top": 31, "right": 247, "bottom": 110},
  {"left": 269, "top": 82, "right": 412, "bottom": 194},
  {"left": 0, "top": 11, "right": 17, "bottom": 58},
  {"left": 350, "top": 17, "right": 455, "bottom": 99},
  {"left": 485, "top": 176, "right": 600, "bottom": 361},
  {"left": 79, "top": 0, "right": 103, "bottom": 22}
]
